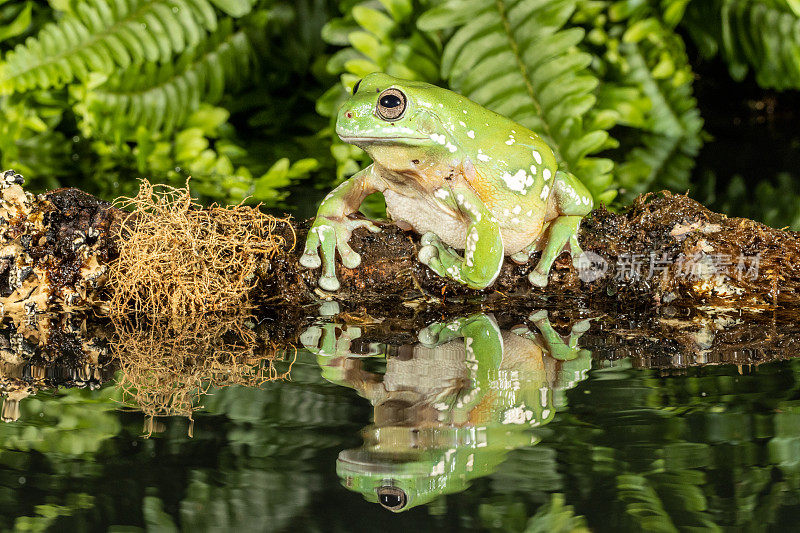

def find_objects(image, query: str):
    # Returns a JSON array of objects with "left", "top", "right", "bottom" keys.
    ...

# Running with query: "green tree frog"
[{"left": 300, "top": 73, "right": 594, "bottom": 291}]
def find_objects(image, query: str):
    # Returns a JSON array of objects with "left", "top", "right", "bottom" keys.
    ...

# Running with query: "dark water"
[{"left": 2, "top": 312, "right": 800, "bottom": 532}]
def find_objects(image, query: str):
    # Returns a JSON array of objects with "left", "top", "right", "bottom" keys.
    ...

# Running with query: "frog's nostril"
[{"left": 345, "top": 111, "right": 353, "bottom": 119}]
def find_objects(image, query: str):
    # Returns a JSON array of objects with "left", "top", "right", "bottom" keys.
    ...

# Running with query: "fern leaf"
[
  {"left": 73, "top": 21, "right": 253, "bottom": 139},
  {"left": 420, "top": 0, "right": 616, "bottom": 202},
  {"left": 614, "top": 38, "right": 703, "bottom": 200},
  {"left": 0, "top": 0, "right": 223, "bottom": 94}
]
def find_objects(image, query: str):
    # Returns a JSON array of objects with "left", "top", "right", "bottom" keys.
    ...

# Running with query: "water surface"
[{"left": 2, "top": 311, "right": 799, "bottom": 531}]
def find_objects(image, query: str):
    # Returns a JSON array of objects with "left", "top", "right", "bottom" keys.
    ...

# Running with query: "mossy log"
[{"left": 0, "top": 172, "right": 798, "bottom": 318}]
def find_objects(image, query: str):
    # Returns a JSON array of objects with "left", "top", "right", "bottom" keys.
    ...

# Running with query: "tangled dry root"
[
  {"left": 107, "top": 181, "right": 297, "bottom": 429},
  {"left": 109, "top": 180, "right": 294, "bottom": 321}
]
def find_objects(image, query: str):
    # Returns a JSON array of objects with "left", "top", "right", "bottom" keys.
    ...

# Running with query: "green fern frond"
[
  {"left": 685, "top": 0, "right": 800, "bottom": 90},
  {"left": 614, "top": 37, "right": 703, "bottom": 200},
  {"left": 0, "top": 0, "right": 222, "bottom": 94},
  {"left": 73, "top": 21, "right": 254, "bottom": 139},
  {"left": 575, "top": 4, "right": 704, "bottom": 202},
  {"left": 419, "top": 0, "right": 616, "bottom": 203}
]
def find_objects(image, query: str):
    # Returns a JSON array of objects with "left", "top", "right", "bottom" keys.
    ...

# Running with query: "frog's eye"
[
  {"left": 376, "top": 88, "right": 407, "bottom": 121},
  {"left": 352, "top": 79, "right": 362, "bottom": 94},
  {"left": 377, "top": 485, "right": 407, "bottom": 511}
]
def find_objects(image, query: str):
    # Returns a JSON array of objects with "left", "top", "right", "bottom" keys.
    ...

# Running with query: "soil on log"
[{"left": 0, "top": 172, "right": 798, "bottom": 315}]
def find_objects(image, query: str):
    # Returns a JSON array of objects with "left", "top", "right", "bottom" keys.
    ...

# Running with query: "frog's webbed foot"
[
  {"left": 300, "top": 216, "right": 381, "bottom": 291},
  {"left": 418, "top": 314, "right": 484, "bottom": 347},
  {"left": 418, "top": 232, "right": 467, "bottom": 285},
  {"left": 300, "top": 323, "right": 363, "bottom": 358},
  {"left": 520, "top": 310, "right": 593, "bottom": 361}
]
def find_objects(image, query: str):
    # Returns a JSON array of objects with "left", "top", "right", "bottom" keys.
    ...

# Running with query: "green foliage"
[
  {"left": 0, "top": 0, "right": 225, "bottom": 93},
  {"left": 0, "top": 387, "right": 121, "bottom": 456},
  {"left": 580, "top": 1, "right": 705, "bottom": 201},
  {"left": 12, "top": 493, "right": 95, "bottom": 533},
  {"left": 524, "top": 493, "right": 588, "bottom": 532},
  {"left": 684, "top": 0, "right": 800, "bottom": 90},
  {"left": 0, "top": 0, "right": 797, "bottom": 221},
  {"left": 72, "top": 20, "right": 255, "bottom": 139},
  {"left": 0, "top": 0, "right": 328, "bottom": 204},
  {"left": 419, "top": 0, "right": 616, "bottom": 203},
  {"left": 317, "top": 0, "right": 442, "bottom": 184},
  {"left": 319, "top": 0, "right": 710, "bottom": 207}
]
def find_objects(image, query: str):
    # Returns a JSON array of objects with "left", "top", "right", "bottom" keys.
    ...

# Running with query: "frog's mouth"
[{"left": 338, "top": 135, "right": 429, "bottom": 143}]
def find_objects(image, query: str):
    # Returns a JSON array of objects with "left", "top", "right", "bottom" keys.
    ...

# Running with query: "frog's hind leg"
[
  {"left": 529, "top": 171, "right": 593, "bottom": 288},
  {"left": 418, "top": 187, "right": 504, "bottom": 290}
]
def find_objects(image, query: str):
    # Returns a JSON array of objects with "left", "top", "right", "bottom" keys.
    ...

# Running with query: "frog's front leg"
[
  {"left": 418, "top": 188, "right": 503, "bottom": 290},
  {"left": 300, "top": 166, "right": 383, "bottom": 291},
  {"left": 529, "top": 170, "right": 593, "bottom": 287}
]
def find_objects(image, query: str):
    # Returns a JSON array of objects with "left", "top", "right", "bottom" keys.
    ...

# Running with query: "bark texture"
[{"left": 0, "top": 177, "right": 799, "bottom": 316}]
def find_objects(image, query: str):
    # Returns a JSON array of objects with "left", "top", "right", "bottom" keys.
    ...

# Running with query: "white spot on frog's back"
[
  {"left": 467, "top": 130, "right": 475, "bottom": 139},
  {"left": 501, "top": 169, "right": 534, "bottom": 193},
  {"left": 477, "top": 150, "right": 490, "bottom": 162},
  {"left": 543, "top": 168, "right": 552, "bottom": 181},
  {"left": 459, "top": 121, "right": 466, "bottom": 127},
  {"left": 540, "top": 184, "right": 550, "bottom": 201},
  {"left": 532, "top": 150, "right": 542, "bottom": 165},
  {"left": 430, "top": 133, "right": 446, "bottom": 145},
  {"left": 445, "top": 142, "right": 458, "bottom": 153},
  {"left": 505, "top": 138, "right": 515, "bottom": 145}
]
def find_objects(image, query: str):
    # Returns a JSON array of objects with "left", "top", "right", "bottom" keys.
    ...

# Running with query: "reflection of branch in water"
[
  {"left": 0, "top": 314, "right": 113, "bottom": 422},
  {"left": 112, "top": 313, "right": 295, "bottom": 427},
  {"left": 302, "top": 311, "right": 593, "bottom": 512}
]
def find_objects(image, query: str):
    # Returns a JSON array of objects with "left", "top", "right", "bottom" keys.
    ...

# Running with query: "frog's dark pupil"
[
  {"left": 377, "top": 486, "right": 407, "bottom": 510},
  {"left": 380, "top": 94, "right": 402, "bottom": 108},
  {"left": 379, "top": 493, "right": 402, "bottom": 508},
  {"left": 353, "top": 79, "right": 361, "bottom": 94}
]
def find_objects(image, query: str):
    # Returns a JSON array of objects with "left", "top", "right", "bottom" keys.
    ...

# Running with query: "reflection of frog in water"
[{"left": 301, "top": 311, "right": 592, "bottom": 512}]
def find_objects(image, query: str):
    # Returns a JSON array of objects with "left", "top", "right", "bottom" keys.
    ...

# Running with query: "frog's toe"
[
  {"left": 510, "top": 325, "right": 532, "bottom": 336},
  {"left": 571, "top": 319, "right": 591, "bottom": 334},
  {"left": 318, "top": 273, "right": 341, "bottom": 292},
  {"left": 299, "top": 250, "right": 322, "bottom": 269},
  {"left": 528, "top": 270, "right": 549, "bottom": 288},
  {"left": 510, "top": 250, "right": 530, "bottom": 265},
  {"left": 418, "top": 244, "right": 439, "bottom": 265},
  {"left": 299, "top": 326, "right": 323, "bottom": 350},
  {"left": 420, "top": 232, "right": 440, "bottom": 247},
  {"left": 337, "top": 242, "right": 362, "bottom": 269},
  {"left": 529, "top": 310, "right": 549, "bottom": 322},
  {"left": 354, "top": 219, "right": 382, "bottom": 233},
  {"left": 417, "top": 325, "right": 441, "bottom": 346}
]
